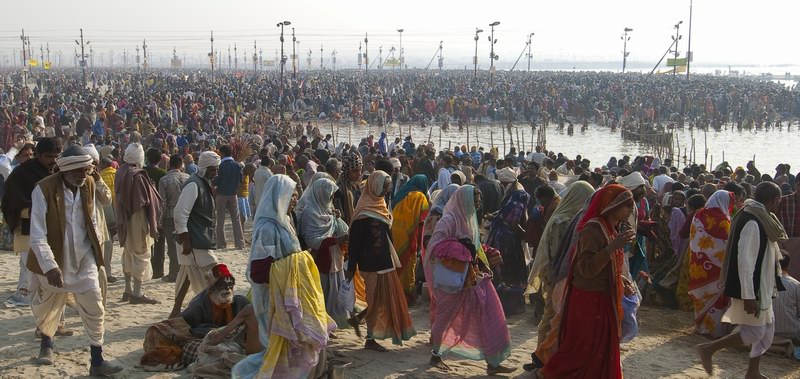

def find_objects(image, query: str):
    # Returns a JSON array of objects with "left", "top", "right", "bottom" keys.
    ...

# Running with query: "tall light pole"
[
  {"left": 364, "top": 33, "right": 369, "bottom": 79},
  {"left": 526, "top": 33, "right": 534, "bottom": 72},
  {"left": 686, "top": 0, "right": 693, "bottom": 80},
  {"left": 277, "top": 21, "right": 291, "bottom": 112},
  {"left": 320, "top": 45, "right": 324, "bottom": 70},
  {"left": 234, "top": 43, "right": 238, "bottom": 69},
  {"left": 142, "top": 38, "right": 148, "bottom": 74},
  {"left": 253, "top": 40, "right": 258, "bottom": 73},
  {"left": 488, "top": 21, "right": 500, "bottom": 82},
  {"left": 291, "top": 27, "right": 297, "bottom": 78},
  {"left": 622, "top": 27, "right": 632, "bottom": 73},
  {"left": 136, "top": 45, "right": 140, "bottom": 72},
  {"left": 672, "top": 21, "right": 683, "bottom": 76},
  {"left": 75, "top": 29, "right": 89, "bottom": 85},
  {"left": 473, "top": 28, "right": 483, "bottom": 78},
  {"left": 209, "top": 31, "right": 214, "bottom": 81},
  {"left": 397, "top": 28, "right": 404, "bottom": 69}
]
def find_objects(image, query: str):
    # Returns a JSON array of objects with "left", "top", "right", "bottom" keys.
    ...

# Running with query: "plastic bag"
[
  {"left": 337, "top": 278, "right": 355, "bottom": 312},
  {"left": 620, "top": 293, "right": 640, "bottom": 343}
]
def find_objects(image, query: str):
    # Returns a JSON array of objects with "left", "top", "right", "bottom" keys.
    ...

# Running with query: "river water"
[{"left": 328, "top": 121, "right": 798, "bottom": 174}]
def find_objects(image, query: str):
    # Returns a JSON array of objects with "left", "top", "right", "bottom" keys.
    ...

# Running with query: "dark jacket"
[
  {"left": 213, "top": 157, "right": 242, "bottom": 196},
  {"left": 181, "top": 289, "right": 250, "bottom": 338},
  {"left": 185, "top": 174, "right": 216, "bottom": 249},
  {"left": 347, "top": 218, "right": 394, "bottom": 273},
  {"left": 723, "top": 211, "right": 785, "bottom": 300}
]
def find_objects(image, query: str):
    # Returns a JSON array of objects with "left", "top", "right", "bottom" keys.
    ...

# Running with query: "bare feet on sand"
[
  {"left": 429, "top": 355, "right": 451, "bottom": 371},
  {"left": 487, "top": 364, "right": 515, "bottom": 376},
  {"left": 695, "top": 344, "right": 713, "bottom": 375}
]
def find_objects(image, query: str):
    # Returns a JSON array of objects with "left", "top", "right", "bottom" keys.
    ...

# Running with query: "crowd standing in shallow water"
[{"left": 0, "top": 68, "right": 799, "bottom": 378}]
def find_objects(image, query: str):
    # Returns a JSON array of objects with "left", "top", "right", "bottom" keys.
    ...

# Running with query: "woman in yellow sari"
[{"left": 390, "top": 174, "right": 430, "bottom": 304}]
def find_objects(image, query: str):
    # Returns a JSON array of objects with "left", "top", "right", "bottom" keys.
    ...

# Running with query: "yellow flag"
[
  {"left": 28, "top": 59, "right": 38, "bottom": 67},
  {"left": 44, "top": 62, "right": 51, "bottom": 70}
]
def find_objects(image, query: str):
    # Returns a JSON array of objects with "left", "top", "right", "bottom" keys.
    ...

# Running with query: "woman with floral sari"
[
  {"left": 426, "top": 185, "right": 514, "bottom": 376},
  {"left": 532, "top": 184, "right": 636, "bottom": 379},
  {"left": 687, "top": 190, "right": 734, "bottom": 338},
  {"left": 390, "top": 174, "right": 430, "bottom": 303}
]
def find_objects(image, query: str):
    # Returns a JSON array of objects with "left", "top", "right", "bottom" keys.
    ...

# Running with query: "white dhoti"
[
  {"left": 739, "top": 323, "right": 775, "bottom": 358},
  {"left": 30, "top": 277, "right": 105, "bottom": 346},
  {"left": 175, "top": 244, "right": 218, "bottom": 301},
  {"left": 122, "top": 209, "right": 154, "bottom": 282}
]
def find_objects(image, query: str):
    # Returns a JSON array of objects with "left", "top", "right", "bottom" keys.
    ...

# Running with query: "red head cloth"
[
  {"left": 212, "top": 264, "right": 233, "bottom": 280},
  {"left": 577, "top": 184, "right": 632, "bottom": 232}
]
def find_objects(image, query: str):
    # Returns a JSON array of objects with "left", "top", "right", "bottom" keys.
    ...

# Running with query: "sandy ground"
[{"left": 1, "top": 221, "right": 800, "bottom": 379}]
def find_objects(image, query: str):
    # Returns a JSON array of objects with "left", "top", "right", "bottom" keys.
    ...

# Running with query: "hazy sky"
[{"left": 1, "top": 0, "right": 796, "bottom": 70}]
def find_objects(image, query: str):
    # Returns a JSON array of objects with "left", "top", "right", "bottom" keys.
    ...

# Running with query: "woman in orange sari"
[
  {"left": 687, "top": 190, "right": 734, "bottom": 338},
  {"left": 532, "top": 184, "right": 636, "bottom": 379},
  {"left": 390, "top": 174, "right": 430, "bottom": 304}
]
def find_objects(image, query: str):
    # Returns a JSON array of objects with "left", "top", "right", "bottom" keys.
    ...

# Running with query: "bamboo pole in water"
[
  {"left": 521, "top": 129, "right": 525, "bottom": 153},
  {"left": 439, "top": 128, "right": 442, "bottom": 150},
  {"left": 466, "top": 121, "right": 470, "bottom": 149},
  {"left": 490, "top": 130, "right": 494, "bottom": 151},
  {"left": 502, "top": 126, "right": 506, "bottom": 157},
  {"left": 476, "top": 123, "right": 480, "bottom": 149},
  {"left": 704, "top": 129, "right": 708, "bottom": 168}
]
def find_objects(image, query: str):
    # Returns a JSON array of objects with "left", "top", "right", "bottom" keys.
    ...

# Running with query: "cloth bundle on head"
[
  {"left": 99, "top": 145, "right": 114, "bottom": 158},
  {"left": 210, "top": 263, "right": 235, "bottom": 287},
  {"left": 577, "top": 184, "right": 632, "bottom": 231},
  {"left": 57, "top": 155, "right": 93, "bottom": 172},
  {"left": 618, "top": 171, "right": 647, "bottom": 190},
  {"left": 124, "top": 142, "right": 145, "bottom": 167},
  {"left": 352, "top": 170, "right": 392, "bottom": 225},
  {"left": 496, "top": 167, "right": 518, "bottom": 183},
  {"left": 198, "top": 151, "right": 221, "bottom": 177},
  {"left": 84, "top": 143, "right": 100, "bottom": 162},
  {"left": 342, "top": 153, "right": 362, "bottom": 174},
  {"left": 389, "top": 157, "right": 401, "bottom": 170}
]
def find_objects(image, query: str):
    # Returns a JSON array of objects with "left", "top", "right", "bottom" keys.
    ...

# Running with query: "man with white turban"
[
  {"left": 114, "top": 142, "right": 163, "bottom": 304},
  {"left": 169, "top": 151, "right": 222, "bottom": 318},
  {"left": 27, "top": 145, "right": 123, "bottom": 376}
]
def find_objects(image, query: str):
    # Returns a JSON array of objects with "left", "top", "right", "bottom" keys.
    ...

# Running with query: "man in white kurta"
[
  {"left": 696, "top": 182, "right": 787, "bottom": 379},
  {"left": 168, "top": 151, "right": 221, "bottom": 318},
  {"left": 28, "top": 147, "right": 122, "bottom": 376}
]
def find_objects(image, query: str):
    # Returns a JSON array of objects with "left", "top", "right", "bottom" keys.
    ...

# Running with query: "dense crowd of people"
[{"left": 1, "top": 68, "right": 799, "bottom": 378}]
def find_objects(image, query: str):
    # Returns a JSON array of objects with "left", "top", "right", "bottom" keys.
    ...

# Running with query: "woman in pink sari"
[
  {"left": 425, "top": 185, "right": 514, "bottom": 375},
  {"left": 687, "top": 190, "right": 734, "bottom": 338}
]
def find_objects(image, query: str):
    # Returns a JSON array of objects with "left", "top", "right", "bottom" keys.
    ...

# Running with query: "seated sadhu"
[{"left": 141, "top": 264, "right": 262, "bottom": 372}]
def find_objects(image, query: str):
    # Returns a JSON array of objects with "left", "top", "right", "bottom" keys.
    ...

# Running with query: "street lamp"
[
  {"left": 526, "top": 33, "right": 535, "bottom": 72},
  {"left": 277, "top": 21, "right": 291, "bottom": 117},
  {"left": 474, "top": 28, "right": 483, "bottom": 78},
  {"left": 686, "top": 0, "right": 694, "bottom": 80},
  {"left": 291, "top": 27, "right": 297, "bottom": 78},
  {"left": 488, "top": 21, "right": 500, "bottom": 81},
  {"left": 364, "top": 33, "right": 369, "bottom": 79},
  {"left": 622, "top": 27, "right": 632, "bottom": 73},
  {"left": 671, "top": 21, "right": 683, "bottom": 76},
  {"left": 397, "top": 28, "right": 404, "bottom": 69}
]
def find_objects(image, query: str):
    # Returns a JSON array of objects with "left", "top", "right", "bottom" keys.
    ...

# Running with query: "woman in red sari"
[{"left": 534, "top": 184, "right": 636, "bottom": 379}]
